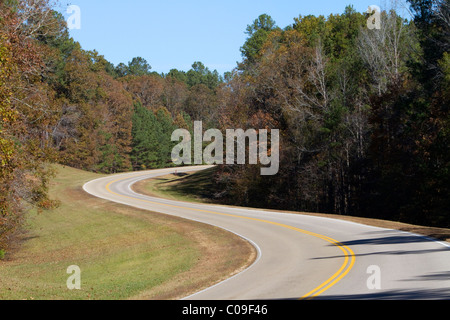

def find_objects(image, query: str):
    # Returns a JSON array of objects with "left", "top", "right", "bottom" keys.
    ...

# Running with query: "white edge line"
[
  {"left": 84, "top": 172, "right": 450, "bottom": 253},
  {"left": 121, "top": 171, "right": 265, "bottom": 299},
  {"left": 180, "top": 230, "right": 262, "bottom": 301},
  {"left": 83, "top": 168, "right": 450, "bottom": 300},
  {"left": 82, "top": 171, "right": 263, "bottom": 301},
  {"left": 396, "top": 230, "right": 450, "bottom": 249}
]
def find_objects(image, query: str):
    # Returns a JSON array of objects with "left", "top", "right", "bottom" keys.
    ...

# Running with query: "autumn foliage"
[
  {"left": 0, "top": 0, "right": 448, "bottom": 255},
  {"left": 216, "top": 3, "right": 449, "bottom": 228}
]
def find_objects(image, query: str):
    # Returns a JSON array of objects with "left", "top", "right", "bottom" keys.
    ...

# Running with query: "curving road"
[{"left": 83, "top": 166, "right": 450, "bottom": 300}]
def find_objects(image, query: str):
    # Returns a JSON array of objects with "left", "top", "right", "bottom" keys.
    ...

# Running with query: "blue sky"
[{"left": 59, "top": 0, "right": 410, "bottom": 75}]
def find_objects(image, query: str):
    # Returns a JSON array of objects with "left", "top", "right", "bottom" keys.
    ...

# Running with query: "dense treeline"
[
  {"left": 0, "top": 0, "right": 61, "bottom": 253},
  {"left": 0, "top": 0, "right": 448, "bottom": 254},
  {"left": 214, "top": 1, "right": 449, "bottom": 228},
  {"left": 0, "top": 0, "right": 222, "bottom": 253}
]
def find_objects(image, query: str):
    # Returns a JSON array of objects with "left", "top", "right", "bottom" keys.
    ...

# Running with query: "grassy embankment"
[
  {"left": 0, "top": 165, "right": 255, "bottom": 300},
  {"left": 133, "top": 167, "right": 450, "bottom": 243},
  {"left": 133, "top": 167, "right": 218, "bottom": 204}
]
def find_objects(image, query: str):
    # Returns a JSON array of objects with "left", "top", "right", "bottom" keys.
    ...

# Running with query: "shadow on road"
[
  {"left": 315, "top": 287, "right": 450, "bottom": 300},
  {"left": 313, "top": 230, "right": 450, "bottom": 260},
  {"left": 273, "top": 287, "right": 450, "bottom": 300}
]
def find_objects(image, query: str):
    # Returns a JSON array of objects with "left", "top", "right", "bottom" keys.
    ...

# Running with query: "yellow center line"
[{"left": 103, "top": 173, "right": 356, "bottom": 299}]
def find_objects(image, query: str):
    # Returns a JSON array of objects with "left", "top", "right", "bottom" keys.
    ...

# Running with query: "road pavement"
[{"left": 83, "top": 166, "right": 450, "bottom": 300}]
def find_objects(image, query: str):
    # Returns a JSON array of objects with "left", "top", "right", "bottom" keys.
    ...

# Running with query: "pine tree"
[{"left": 131, "top": 103, "right": 163, "bottom": 170}]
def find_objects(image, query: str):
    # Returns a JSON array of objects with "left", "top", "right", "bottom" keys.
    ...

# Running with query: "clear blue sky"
[{"left": 58, "top": 0, "right": 410, "bottom": 75}]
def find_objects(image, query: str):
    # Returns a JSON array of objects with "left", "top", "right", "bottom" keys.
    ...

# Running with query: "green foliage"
[
  {"left": 115, "top": 57, "right": 152, "bottom": 77},
  {"left": 1, "top": 0, "right": 449, "bottom": 259},
  {"left": 127, "top": 57, "right": 152, "bottom": 76},
  {"left": 165, "top": 63, "right": 222, "bottom": 90},
  {"left": 216, "top": 3, "right": 449, "bottom": 228},
  {"left": 131, "top": 104, "right": 177, "bottom": 170},
  {"left": 167, "top": 68, "right": 188, "bottom": 83},
  {"left": 131, "top": 103, "right": 161, "bottom": 170},
  {"left": 186, "top": 61, "right": 221, "bottom": 90},
  {"left": 97, "top": 131, "right": 130, "bottom": 174},
  {"left": 155, "top": 107, "right": 177, "bottom": 166},
  {"left": 246, "top": 14, "right": 277, "bottom": 35}
]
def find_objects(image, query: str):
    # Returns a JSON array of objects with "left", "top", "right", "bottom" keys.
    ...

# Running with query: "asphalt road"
[{"left": 83, "top": 166, "right": 450, "bottom": 300}]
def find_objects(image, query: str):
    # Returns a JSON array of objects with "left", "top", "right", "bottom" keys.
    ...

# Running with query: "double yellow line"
[{"left": 104, "top": 173, "right": 355, "bottom": 300}]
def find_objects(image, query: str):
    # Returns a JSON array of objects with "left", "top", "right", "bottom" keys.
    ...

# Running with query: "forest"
[{"left": 0, "top": 0, "right": 448, "bottom": 254}]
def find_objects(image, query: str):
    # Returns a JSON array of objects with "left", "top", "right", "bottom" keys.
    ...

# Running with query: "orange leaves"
[{"left": 0, "top": 0, "right": 63, "bottom": 251}]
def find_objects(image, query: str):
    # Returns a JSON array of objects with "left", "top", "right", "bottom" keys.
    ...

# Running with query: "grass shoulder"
[
  {"left": 132, "top": 167, "right": 219, "bottom": 204},
  {"left": 0, "top": 165, "right": 255, "bottom": 300}
]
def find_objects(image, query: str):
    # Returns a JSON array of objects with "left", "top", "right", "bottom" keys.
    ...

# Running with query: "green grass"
[
  {"left": 0, "top": 165, "right": 207, "bottom": 300},
  {"left": 133, "top": 167, "right": 218, "bottom": 204}
]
